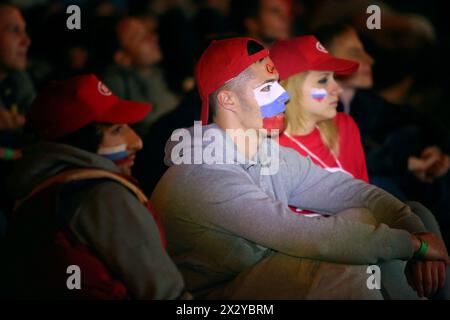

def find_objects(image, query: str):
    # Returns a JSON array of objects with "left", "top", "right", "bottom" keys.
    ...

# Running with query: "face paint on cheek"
[
  {"left": 98, "top": 143, "right": 129, "bottom": 161},
  {"left": 310, "top": 88, "right": 328, "bottom": 102},
  {"left": 263, "top": 113, "right": 286, "bottom": 134},
  {"left": 253, "top": 82, "right": 289, "bottom": 118}
]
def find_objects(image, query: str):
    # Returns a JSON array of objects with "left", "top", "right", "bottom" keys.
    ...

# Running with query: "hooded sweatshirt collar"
[
  {"left": 164, "top": 122, "right": 280, "bottom": 175},
  {"left": 8, "top": 141, "right": 121, "bottom": 199}
]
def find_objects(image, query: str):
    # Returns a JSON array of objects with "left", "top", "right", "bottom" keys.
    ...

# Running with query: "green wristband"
[
  {"left": 2, "top": 148, "right": 14, "bottom": 160},
  {"left": 414, "top": 237, "right": 428, "bottom": 259}
]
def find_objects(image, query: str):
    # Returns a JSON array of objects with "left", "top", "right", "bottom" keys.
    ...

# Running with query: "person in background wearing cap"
[
  {"left": 151, "top": 37, "right": 449, "bottom": 299},
  {"left": 1, "top": 74, "right": 187, "bottom": 299},
  {"left": 270, "top": 35, "right": 449, "bottom": 299}
]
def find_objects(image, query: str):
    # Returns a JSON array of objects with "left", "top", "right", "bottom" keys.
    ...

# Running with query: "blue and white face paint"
[
  {"left": 310, "top": 88, "right": 328, "bottom": 102},
  {"left": 98, "top": 143, "right": 129, "bottom": 161},
  {"left": 253, "top": 81, "right": 289, "bottom": 118}
]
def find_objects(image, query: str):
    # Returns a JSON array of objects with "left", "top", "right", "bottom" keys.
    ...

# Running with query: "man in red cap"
[
  {"left": 2, "top": 74, "right": 187, "bottom": 299},
  {"left": 151, "top": 38, "right": 449, "bottom": 299}
]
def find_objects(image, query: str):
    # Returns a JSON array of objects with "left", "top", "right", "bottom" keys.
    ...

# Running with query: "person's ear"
[
  {"left": 114, "top": 50, "right": 131, "bottom": 67},
  {"left": 217, "top": 90, "right": 239, "bottom": 114}
]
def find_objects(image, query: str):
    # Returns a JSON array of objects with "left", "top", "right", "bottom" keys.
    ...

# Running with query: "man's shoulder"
[
  {"left": 75, "top": 178, "right": 143, "bottom": 208},
  {"left": 162, "top": 162, "right": 247, "bottom": 184}
]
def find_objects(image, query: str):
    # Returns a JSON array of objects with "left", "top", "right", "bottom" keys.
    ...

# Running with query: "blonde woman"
[{"left": 270, "top": 35, "right": 368, "bottom": 182}]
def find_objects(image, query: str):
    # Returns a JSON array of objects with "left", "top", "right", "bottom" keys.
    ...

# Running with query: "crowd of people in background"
[{"left": 1, "top": 0, "right": 450, "bottom": 299}]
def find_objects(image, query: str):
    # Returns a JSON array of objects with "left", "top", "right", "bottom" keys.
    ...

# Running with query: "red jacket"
[{"left": 279, "top": 112, "right": 369, "bottom": 182}]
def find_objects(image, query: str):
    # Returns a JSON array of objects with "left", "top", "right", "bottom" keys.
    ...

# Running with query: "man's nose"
[
  {"left": 127, "top": 128, "right": 143, "bottom": 152},
  {"left": 20, "top": 31, "right": 31, "bottom": 48}
]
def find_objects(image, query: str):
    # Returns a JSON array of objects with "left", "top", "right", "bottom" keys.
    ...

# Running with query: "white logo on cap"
[
  {"left": 97, "top": 81, "right": 112, "bottom": 96},
  {"left": 316, "top": 41, "right": 328, "bottom": 53}
]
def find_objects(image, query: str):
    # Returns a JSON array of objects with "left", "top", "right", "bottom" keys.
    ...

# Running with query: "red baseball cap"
[
  {"left": 27, "top": 74, "right": 151, "bottom": 140},
  {"left": 270, "top": 35, "right": 359, "bottom": 81},
  {"left": 195, "top": 37, "right": 270, "bottom": 125}
]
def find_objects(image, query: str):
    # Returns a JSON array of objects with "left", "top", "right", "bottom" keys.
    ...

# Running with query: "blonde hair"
[{"left": 281, "top": 72, "right": 340, "bottom": 155}]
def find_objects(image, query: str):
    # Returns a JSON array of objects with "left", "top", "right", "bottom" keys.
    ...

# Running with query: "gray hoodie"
[
  {"left": 6, "top": 142, "right": 185, "bottom": 299},
  {"left": 151, "top": 123, "right": 427, "bottom": 295}
]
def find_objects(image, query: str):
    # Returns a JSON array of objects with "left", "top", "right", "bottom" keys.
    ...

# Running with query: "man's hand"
[
  {"left": 411, "top": 233, "right": 450, "bottom": 264},
  {"left": 0, "top": 107, "right": 26, "bottom": 130},
  {"left": 405, "top": 260, "right": 446, "bottom": 298},
  {"left": 422, "top": 146, "right": 450, "bottom": 179},
  {"left": 408, "top": 156, "right": 438, "bottom": 183}
]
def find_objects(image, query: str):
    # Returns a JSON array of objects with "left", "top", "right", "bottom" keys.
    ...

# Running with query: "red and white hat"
[
  {"left": 270, "top": 35, "right": 359, "bottom": 81},
  {"left": 27, "top": 74, "right": 151, "bottom": 140},
  {"left": 195, "top": 37, "right": 269, "bottom": 125}
]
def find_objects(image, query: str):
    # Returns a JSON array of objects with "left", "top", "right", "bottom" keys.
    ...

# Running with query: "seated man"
[
  {"left": 151, "top": 37, "right": 450, "bottom": 299},
  {"left": 101, "top": 15, "right": 179, "bottom": 136},
  {"left": 2, "top": 74, "right": 187, "bottom": 299}
]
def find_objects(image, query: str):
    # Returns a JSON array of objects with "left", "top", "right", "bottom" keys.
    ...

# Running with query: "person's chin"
[
  {"left": 11, "top": 60, "right": 27, "bottom": 71},
  {"left": 322, "top": 108, "right": 337, "bottom": 120}
]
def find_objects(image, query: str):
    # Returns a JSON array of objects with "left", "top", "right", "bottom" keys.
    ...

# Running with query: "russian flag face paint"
[
  {"left": 310, "top": 88, "right": 328, "bottom": 102},
  {"left": 253, "top": 81, "right": 289, "bottom": 118},
  {"left": 98, "top": 143, "right": 129, "bottom": 161}
]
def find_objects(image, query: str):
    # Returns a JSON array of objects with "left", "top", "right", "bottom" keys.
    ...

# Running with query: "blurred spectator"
[
  {"left": 230, "top": 0, "right": 292, "bottom": 47},
  {"left": 101, "top": 15, "right": 179, "bottom": 136},
  {"left": 0, "top": 3, "right": 35, "bottom": 234},
  {"left": 192, "top": 0, "right": 233, "bottom": 43},
  {"left": 158, "top": 4, "right": 197, "bottom": 94},
  {"left": 309, "top": 0, "right": 437, "bottom": 47}
]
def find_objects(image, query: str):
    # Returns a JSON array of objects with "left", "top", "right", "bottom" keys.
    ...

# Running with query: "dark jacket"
[
  {"left": 339, "top": 89, "right": 450, "bottom": 175},
  {"left": 3, "top": 142, "right": 185, "bottom": 299}
]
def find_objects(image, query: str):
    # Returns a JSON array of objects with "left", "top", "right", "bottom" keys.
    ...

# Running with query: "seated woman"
[
  {"left": 270, "top": 35, "right": 367, "bottom": 182},
  {"left": 314, "top": 24, "right": 450, "bottom": 248}
]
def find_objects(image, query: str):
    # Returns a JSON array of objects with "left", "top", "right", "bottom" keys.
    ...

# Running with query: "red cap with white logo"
[
  {"left": 270, "top": 35, "right": 359, "bottom": 81},
  {"left": 195, "top": 37, "right": 269, "bottom": 125},
  {"left": 27, "top": 74, "right": 151, "bottom": 140}
]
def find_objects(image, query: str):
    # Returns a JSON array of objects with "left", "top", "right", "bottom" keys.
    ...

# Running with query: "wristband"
[
  {"left": 2, "top": 148, "right": 14, "bottom": 160},
  {"left": 413, "top": 236, "right": 428, "bottom": 259}
]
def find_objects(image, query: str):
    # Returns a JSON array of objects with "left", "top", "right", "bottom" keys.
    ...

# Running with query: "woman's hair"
[{"left": 281, "top": 72, "right": 340, "bottom": 155}]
